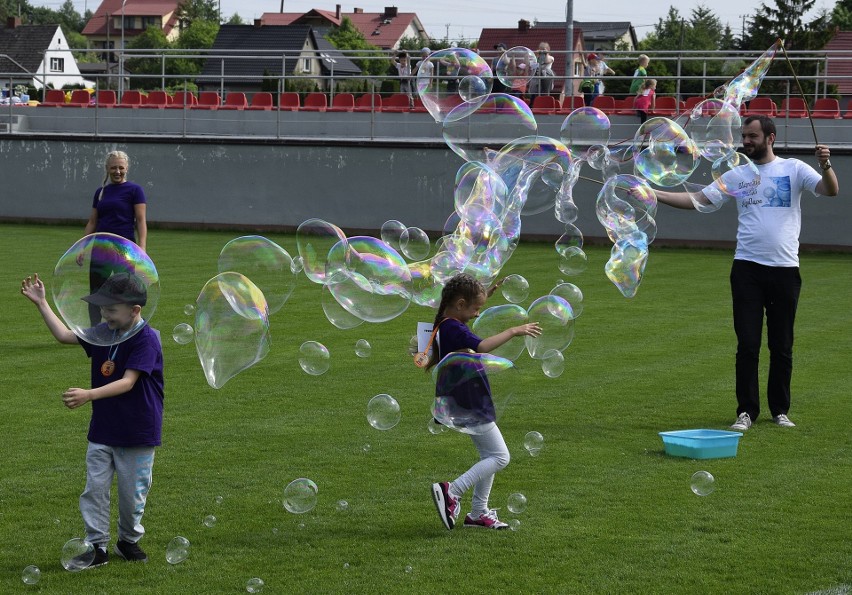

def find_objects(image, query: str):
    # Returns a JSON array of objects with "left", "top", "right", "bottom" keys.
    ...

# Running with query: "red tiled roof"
[
  {"left": 82, "top": 0, "right": 180, "bottom": 37},
  {"left": 825, "top": 31, "right": 852, "bottom": 95},
  {"left": 261, "top": 10, "right": 423, "bottom": 49},
  {"left": 478, "top": 27, "right": 585, "bottom": 89}
]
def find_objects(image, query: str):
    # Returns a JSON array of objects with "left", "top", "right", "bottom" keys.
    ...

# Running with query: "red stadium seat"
[
  {"left": 193, "top": 91, "right": 220, "bottom": 110},
  {"left": 247, "top": 92, "right": 273, "bottom": 110},
  {"left": 278, "top": 92, "right": 300, "bottom": 111},
  {"left": 354, "top": 93, "right": 381, "bottom": 112},
  {"left": 779, "top": 97, "right": 807, "bottom": 118},
  {"left": 219, "top": 92, "right": 247, "bottom": 110},
  {"left": 301, "top": 92, "right": 327, "bottom": 112},
  {"left": 812, "top": 98, "right": 840, "bottom": 119},
  {"left": 328, "top": 93, "right": 355, "bottom": 112}
]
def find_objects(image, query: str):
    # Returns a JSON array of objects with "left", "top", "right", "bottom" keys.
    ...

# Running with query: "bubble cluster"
[
  {"left": 283, "top": 478, "right": 318, "bottom": 514},
  {"left": 524, "top": 431, "right": 544, "bottom": 456},
  {"left": 52, "top": 233, "right": 160, "bottom": 346},
  {"left": 166, "top": 536, "right": 190, "bottom": 564}
]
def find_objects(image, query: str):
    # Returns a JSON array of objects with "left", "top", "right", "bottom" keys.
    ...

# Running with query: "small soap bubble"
[
  {"left": 60, "top": 538, "right": 94, "bottom": 572},
  {"left": 299, "top": 341, "right": 330, "bottom": 376},
  {"left": 367, "top": 394, "right": 401, "bottom": 430},
  {"left": 541, "top": 350, "right": 565, "bottom": 378},
  {"left": 407, "top": 335, "right": 419, "bottom": 356},
  {"left": 246, "top": 577, "right": 265, "bottom": 593},
  {"left": 183, "top": 303, "right": 196, "bottom": 316},
  {"left": 524, "top": 431, "right": 544, "bottom": 456},
  {"left": 21, "top": 565, "right": 41, "bottom": 585},
  {"left": 298, "top": 522, "right": 306, "bottom": 530},
  {"left": 283, "top": 478, "right": 318, "bottom": 514},
  {"left": 355, "top": 339, "right": 372, "bottom": 358},
  {"left": 214, "top": 495, "right": 224, "bottom": 505},
  {"left": 509, "top": 518, "right": 521, "bottom": 531},
  {"left": 362, "top": 443, "right": 371, "bottom": 453},
  {"left": 691, "top": 471, "right": 715, "bottom": 496},
  {"left": 405, "top": 565, "right": 414, "bottom": 574},
  {"left": 271, "top": 527, "right": 279, "bottom": 535},
  {"left": 501, "top": 274, "right": 530, "bottom": 304},
  {"left": 427, "top": 418, "right": 447, "bottom": 434},
  {"left": 507, "top": 492, "right": 528, "bottom": 514},
  {"left": 172, "top": 323, "right": 194, "bottom": 345},
  {"left": 166, "top": 536, "right": 190, "bottom": 564},
  {"left": 53, "top": 518, "right": 61, "bottom": 525},
  {"left": 343, "top": 562, "right": 350, "bottom": 569},
  {"left": 336, "top": 499, "right": 349, "bottom": 512},
  {"left": 203, "top": 514, "right": 217, "bottom": 528}
]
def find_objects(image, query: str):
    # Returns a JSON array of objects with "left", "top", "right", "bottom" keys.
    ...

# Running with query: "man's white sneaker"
[
  {"left": 772, "top": 414, "right": 796, "bottom": 427},
  {"left": 730, "top": 412, "right": 752, "bottom": 431}
]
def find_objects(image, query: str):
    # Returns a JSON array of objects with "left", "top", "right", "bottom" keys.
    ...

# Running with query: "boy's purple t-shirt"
[
  {"left": 435, "top": 318, "right": 495, "bottom": 422},
  {"left": 80, "top": 323, "right": 164, "bottom": 447},
  {"left": 92, "top": 182, "right": 146, "bottom": 242}
]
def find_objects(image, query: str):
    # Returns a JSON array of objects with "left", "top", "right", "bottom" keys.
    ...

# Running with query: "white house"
[{"left": 0, "top": 17, "right": 88, "bottom": 89}]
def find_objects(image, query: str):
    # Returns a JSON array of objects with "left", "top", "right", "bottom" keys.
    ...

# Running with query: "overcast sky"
[{"left": 45, "top": 0, "right": 831, "bottom": 44}]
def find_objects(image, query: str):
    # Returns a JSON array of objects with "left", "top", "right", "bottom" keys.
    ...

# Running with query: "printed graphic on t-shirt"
[{"left": 761, "top": 176, "right": 792, "bottom": 208}]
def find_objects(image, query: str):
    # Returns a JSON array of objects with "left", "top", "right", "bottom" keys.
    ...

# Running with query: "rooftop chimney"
[
  {"left": 7, "top": 16, "right": 22, "bottom": 29},
  {"left": 518, "top": 19, "right": 530, "bottom": 32},
  {"left": 353, "top": 7, "right": 363, "bottom": 14},
  {"left": 336, "top": 4, "right": 341, "bottom": 19},
  {"left": 254, "top": 18, "right": 262, "bottom": 28},
  {"left": 384, "top": 6, "right": 398, "bottom": 18}
]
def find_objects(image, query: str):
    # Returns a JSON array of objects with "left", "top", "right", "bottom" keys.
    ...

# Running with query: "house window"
[
  {"left": 49, "top": 57, "right": 64, "bottom": 72},
  {"left": 301, "top": 58, "right": 311, "bottom": 73},
  {"left": 143, "top": 16, "right": 161, "bottom": 28}
]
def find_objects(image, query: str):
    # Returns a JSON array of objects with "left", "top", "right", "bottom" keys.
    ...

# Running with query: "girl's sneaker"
[
  {"left": 463, "top": 509, "right": 509, "bottom": 530},
  {"left": 431, "top": 481, "right": 460, "bottom": 530}
]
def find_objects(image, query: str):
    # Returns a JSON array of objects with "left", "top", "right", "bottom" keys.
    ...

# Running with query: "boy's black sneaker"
[
  {"left": 71, "top": 545, "right": 108, "bottom": 570},
  {"left": 114, "top": 540, "right": 148, "bottom": 563}
]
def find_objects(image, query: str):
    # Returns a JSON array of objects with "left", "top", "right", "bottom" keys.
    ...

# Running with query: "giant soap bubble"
[
  {"left": 218, "top": 236, "right": 297, "bottom": 315},
  {"left": 431, "top": 351, "right": 516, "bottom": 434},
  {"left": 296, "top": 218, "right": 348, "bottom": 285},
  {"left": 525, "top": 295, "right": 575, "bottom": 359},
  {"left": 52, "top": 233, "right": 159, "bottom": 346},
  {"left": 633, "top": 118, "right": 700, "bottom": 187},
  {"left": 195, "top": 272, "right": 270, "bottom": 389},
  {"left": 494, "top": 46, "right": 538, "bottom": 92},
  {"left": 417, "top": 48, "right": 493, "bottom": 123},
  {"left": 560, "top": 107, "right": 612, "bottom": 162},
  {"left": 605, "top": 231, "right": 649, "bottom": 298},
  {"left": 471, "top": 304, "right": 528, "bottom": 361},
  {"left": 442, "top": 94, "right": 537, "bottom": 163}
]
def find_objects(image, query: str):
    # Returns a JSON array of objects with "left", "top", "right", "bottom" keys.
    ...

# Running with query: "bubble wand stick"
[{"left": 777, "top": 38, "right": 819, "bottom": 145}]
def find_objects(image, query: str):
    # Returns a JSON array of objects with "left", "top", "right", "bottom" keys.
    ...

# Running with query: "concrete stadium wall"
[{"left": 0, "top": 136, "right": 849, "bottom": 250}]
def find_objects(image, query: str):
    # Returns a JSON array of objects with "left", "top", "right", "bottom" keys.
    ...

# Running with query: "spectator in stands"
[
  {"left": 530, "top": 42, "right": 555, "bottom": 99},
  {"left": 635, "top": 78, "right": 656, "bottom": 123},
  {"left": 440, "top": 50, "right": 461, "bottom": 93},
  {"left": 393, "top": 50, "right": 415, "bottom": 108},
  {"left": 491, "top": 43, "right": 509, "bottom": 94},
  {"left": 582, "top": 53, "right": 614, "bottom": 107},
  {"left": 629, "top": 54, "right": 650, "bottom": 96}
]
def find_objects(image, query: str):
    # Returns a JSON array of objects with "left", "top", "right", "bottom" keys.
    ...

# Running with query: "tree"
[
  {"left": 125, "top": 26, "right": 171, "bottom": 88},
  {"left": 325, "top": 17, "right": 387, "bottom": 77},
  {"left": 172, "top": 19, "right": 219, "bottom": 75},
  {"left": 175, "top": 0, "right": 219, "bottom": 29},
  {"left": 225, "top": 13, "right": 244, "bottom": 25}
]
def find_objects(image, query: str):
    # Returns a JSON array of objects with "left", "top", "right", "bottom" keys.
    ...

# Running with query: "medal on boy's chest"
[{"left": 101, "top": 360, "right": 116, "bottom": 377}]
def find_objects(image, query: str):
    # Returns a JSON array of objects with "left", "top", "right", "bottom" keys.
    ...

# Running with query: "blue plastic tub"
[{"left": 658, "top": 429, "right": 743, "bottom": 459}]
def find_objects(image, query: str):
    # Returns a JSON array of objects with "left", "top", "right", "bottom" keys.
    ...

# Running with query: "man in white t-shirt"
[{"left": 654, "top": 115, "right": 839, "bottom": 431}]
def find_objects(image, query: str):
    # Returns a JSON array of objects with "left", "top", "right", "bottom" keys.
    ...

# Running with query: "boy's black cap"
[
  {"left": 494, "top": 43, "right": 507, "bottom": 50},
  {"left": 82, "top": 272, "right": 147, "bottom": 306}
]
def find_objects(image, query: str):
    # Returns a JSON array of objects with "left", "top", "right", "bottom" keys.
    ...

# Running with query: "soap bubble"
[
  {"left": 362, "top": 443, "right": 371, "bottom": 453},
  {"left": 52, "top": 233, "right": 160, "bottom": 346},
  {"left": 405, "top": 565, "right": 414, "bottom": 574},
  {"left": 432, "top": 352, "right": 517, "bottom": 434},
  {"left": 246, "top": 577, "right": 265, "bottom": 593},
  {"left": 427, "top": 417, "right": 447, "bottom": 434},
  {"left": 686, "top": 98, "right": 741, "bottom": 162},
  {"left": 509, "top": 518, "right": 521, "bottom": 531},
  {"left": 381, "top": 220, "right": 407, "bottom": 251},
  {"left": 560, "top": 107, "right": 611, "bottom": 161},
  {"left": 218, "top": 236, "right": 297, "bottom": 315},
  {"left": 172, "top": 323, "right": 194, "bottom": 345},
  {"left": 321, "top": 278, "right": 364, "bottom": 329},
  {"left": 355, "top": 338, "right": 372, "bottom": 358},
  {"left": 442, "top": 94, "right": 537, "bottom": 163},
  {"left": 336, "top": 499, "right": 349, "bottom": 512},
  {"left": 183, "top": 303, "right": 195, "bottom": 316},
  {"left": 711, "top": 152, "right": 761, "bottom": 199},
  {"left": 400, "top": 227, "right": 431, "bottom": 261},
  {"left": 524, "top": 295, "right": 575, "bottom": 359},
  {"left": 214, "top": 495, "right": 224, "bottom": 505},
  {"left": 343, "top": 562, "right": 350, "bottom": 569},
  {"left": 416, "top": 48, "right": 492, "bottom": 123},
  {"left": 471, "top": 304, "right": 528, "bottom": 361},
  {"left": 283, "top": 478, "right": 318, "bottom": 514},
  {"left": 290, "top": 256, "right": 304, "bottom": 274},
  {"left": 494, "top": 46, "right": 538, "bottom": 90},
  {"left": 632, "top": 117, "right": 699, "bottom": 187},
  {"left": 21, "top": 565, "right": 41, "bottom": 585},
  {"left": 541, "top": 349, "right": 565, "bottom": 378},
  {"left": 557, "top": 247, "right": 589, "bottom": 276},
  {"left": 507, "top": 492, "right": 528, "bottom": 514},
  {"left": 195, "top": 273, "right": 270, "bottom": 389},
  {"left": 595, "top": 174, "right": 657, "bottom": 243},
  {"left": 524, "top": 431, "right": 544, "bottom": 456},
  {"left": 367, "top": 394, "right": 401, "bottom": 430},
  {"left": 166, "top": 536, "right": 190, "bottom": 564},
  {"left": 407, "top": 335, "right": 419, "bottom": 356},
  {"left": 299, "top": 341, "right": 330, "bottom": 376},
  {"left": 549, "top": 282, "right": 584, "bottom": 318},
  {"left": 501, "top": 274, "right": 529, "bottom": 304},
  {"left": 60, "top": 538, "right": 95, "bottom": 571},
  {"left": 691, "top": 471, "right": 715, "bottom": 496},
  {"left": 296, "top": 218, "right": 348, "bottom": 285},
  {"left": 605, "top": 231, "right": 649, "bottom": 298},
  {"left": 203, "top": 514, "right": 217, "bottom": 528}
]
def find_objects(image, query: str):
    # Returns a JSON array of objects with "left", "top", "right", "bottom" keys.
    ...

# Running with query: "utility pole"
[
  {"left": 445, "top": 23, "right": 450, "bottom": 41},
  {"left": 565, "top": 0, "right": 573, "bottom": 98}
]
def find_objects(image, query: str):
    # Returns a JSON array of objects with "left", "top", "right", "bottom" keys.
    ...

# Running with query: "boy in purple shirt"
[{"left": 21, "top": 272, "right": 164, "bottom": 568}]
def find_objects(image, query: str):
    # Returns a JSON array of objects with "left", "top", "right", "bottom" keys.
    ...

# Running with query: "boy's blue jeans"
[{"left": 80, "top": 442, "right": 155, "bottom": 546}]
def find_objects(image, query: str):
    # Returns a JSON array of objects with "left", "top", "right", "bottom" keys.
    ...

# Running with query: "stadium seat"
[
  {"left": 530, "top": 95, "right": 558, "bottom": 114},
  {"left": 219, "top": 93, "right": 247, "bottom": 110},
  {"left": 780, "top": 97, "right": 807, "bottom": 118},
  {"left": 116, "top": 90, "right": 143, "bottom": 108},
  {"left": 614, "top": 95, "right": 635, "bottom": 115},
  {"left": 247, "top": 92, "right": 273, "bottom": 110},
  {"left": 650, "top": 96, "right": 678, "bottom": 117},
  {"left": 590, "top": 95, "right": 616, "bottom": 114},
  {"left": 381, "top": 93, "right": 410, "bottom": 112},
  {"left": 328, "top": 93, "right": 355, "bottom": 112},
  {"left": 683, "top": 96, "right": 708, "bottom": 112},
  {"left": 95, "top": 90, "right": 116, "bottom": 107},
  {"left": 412, "top": 96, "right": 427, "bottom": 113},
  {"left": 354, "top": 93, "right": 381, "bottom": 112},
  {"left": 140, "top": 90, "right": 169, "bottom": 109},
  {"left": 812, "top": 98, "right": 840, "bottom": 119},
  {"left": 558, "top": 95, "right": 585, "bottom": 114},
  {"left": 301, "top": 92, "right": 328, "bottom": 112},
  {"left": 742, "top": 97, "right": 776, "bottom": 117},
  {"left": 63, "top": 89, "right": 92, "bottom": 107},
  {"left": 193, "top": 91, "right": 220, "bottom": 110},
  {"left": 167, "top": 91, "right": 197, "bottom": 109},
  {"left": 278, "top": 92, "right": 300, "bottom": 111},
  {"left": 38, "top": 89, "right": 66, "bottom": 106}
]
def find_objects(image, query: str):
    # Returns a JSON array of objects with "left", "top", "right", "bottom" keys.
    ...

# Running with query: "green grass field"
[{"left": 2, "top": 223, "right": 850, "bottom": 594}]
